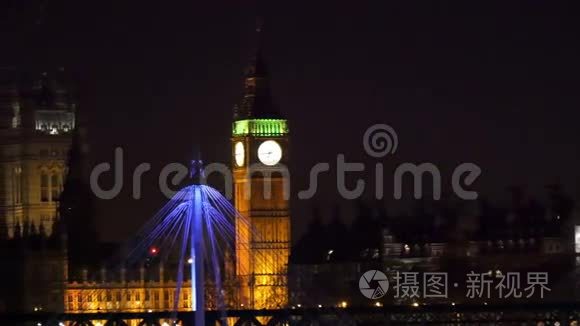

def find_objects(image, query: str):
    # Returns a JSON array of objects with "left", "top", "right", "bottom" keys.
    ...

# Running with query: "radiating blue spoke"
[{"left": 112, "top": 183, "right": 258, "bottom": 325}]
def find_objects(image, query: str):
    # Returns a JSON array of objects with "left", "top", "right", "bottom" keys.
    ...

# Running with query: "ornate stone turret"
[
  {"left": 120, "top": 267, "right": 126, "bottom": 284},
  {"left": 0, "top": 70, "right": 76, "bottom": 239},
  {"left": 139, "top": 264, "right": 146, "bottom": 286},
  {"left": 100, "top": 267, "right": 107, "bottom": 283}
]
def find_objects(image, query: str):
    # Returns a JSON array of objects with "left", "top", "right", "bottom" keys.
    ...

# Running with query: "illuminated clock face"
[
  {"left": 257, "top": 140, "right": 282, "bottom": 166},
  {"left": 234, "top": 142, "right": 245, "bottom": 167}
]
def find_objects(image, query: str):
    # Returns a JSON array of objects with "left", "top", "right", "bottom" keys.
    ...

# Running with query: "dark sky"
[{"left": 1, "top": 1, "right": 579, "bottom": 242}]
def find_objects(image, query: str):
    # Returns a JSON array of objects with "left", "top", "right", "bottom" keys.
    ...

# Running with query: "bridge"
[{"left": 1, "top": 304, "right": 579, "bottom": 325}]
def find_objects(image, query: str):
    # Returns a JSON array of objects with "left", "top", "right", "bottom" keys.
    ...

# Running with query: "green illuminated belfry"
[{"left": 232, "top": 119, "right": 288, "bottom": 137}]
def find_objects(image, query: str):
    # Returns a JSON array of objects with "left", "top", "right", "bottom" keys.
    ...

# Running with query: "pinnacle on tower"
[
  {"left": 189, "top": 148, "right": 205, "bottom": 185},
  {"left": 233, "top": 18, "right": 281, "bottom": 121}
]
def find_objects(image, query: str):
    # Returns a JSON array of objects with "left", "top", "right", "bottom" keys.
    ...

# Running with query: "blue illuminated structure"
[
  {"left": 132, "top": 157, "right": 245, "bottom": 325},
  {"left": 189, "top": 158, "right": 205, "bottom": 326}
]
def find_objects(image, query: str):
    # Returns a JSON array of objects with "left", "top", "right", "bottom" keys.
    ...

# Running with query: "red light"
[{"left": 149, "top": 247, "right": 158, "bottom": 255}]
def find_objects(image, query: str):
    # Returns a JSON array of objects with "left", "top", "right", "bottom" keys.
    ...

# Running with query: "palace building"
[
  {"left": 0, "top": 69, "right": 76, "bottom": 238},
  {"left": 0, "top": 69, "right": 75, "bottom": 313}
]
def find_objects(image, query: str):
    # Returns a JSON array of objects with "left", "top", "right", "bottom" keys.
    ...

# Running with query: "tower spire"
[
  {"left": 233, "top": 16, "right": 280, "bottom": 120},
  {"left": 59, "top": 125, "right": 98, "bottom": 267},
  {"left": 247, "top": 16, "right": 266, "bottom": 79}
]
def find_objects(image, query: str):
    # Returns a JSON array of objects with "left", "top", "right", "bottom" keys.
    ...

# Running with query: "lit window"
[
  {"left": 575, "top": 226, "right": 580, "bottom": 253},
  {"left": 40, "top": 173, "right": 49, "bottom": 202},
  {"left": 51, "top": 174, "right": 60, "bottom": 201},
  {"left": 13, "top": 167, "right": 22, "bottom": 204}
]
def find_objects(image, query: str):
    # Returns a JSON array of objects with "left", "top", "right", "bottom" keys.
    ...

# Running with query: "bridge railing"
[{"left": 1, "top": 303, "right": 579, "bottom": 326}]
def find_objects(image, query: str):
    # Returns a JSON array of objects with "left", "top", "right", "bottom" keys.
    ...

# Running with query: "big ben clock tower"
[{"left": 232, "top": 48, "right": 290, "bottom": 309}]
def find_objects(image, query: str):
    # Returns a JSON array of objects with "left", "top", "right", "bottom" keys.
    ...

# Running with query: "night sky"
[{"left": 1, "top": 1, "right": 579, "bottom": 242}]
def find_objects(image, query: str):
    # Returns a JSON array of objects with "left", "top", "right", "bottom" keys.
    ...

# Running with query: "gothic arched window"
[
  {"left": 13, "top": 167, "right": 22, "bottom": 204},
  {"left": 51, "top": 173, "right": 60, "bottom": 201},
  {"left": 40, "top": 173, "right": 49, "bottom": 202}
]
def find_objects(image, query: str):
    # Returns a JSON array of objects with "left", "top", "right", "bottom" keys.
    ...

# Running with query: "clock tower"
[{"left": 232, "top": 49, "right": 290, "bottom": 309}]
